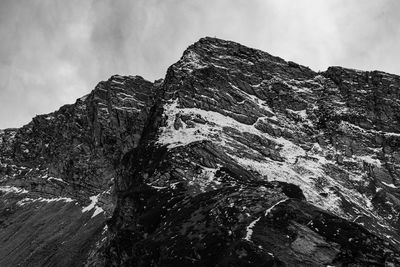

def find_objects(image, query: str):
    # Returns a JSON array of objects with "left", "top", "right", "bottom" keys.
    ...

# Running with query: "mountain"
[{"left": 1, "top": 37, "right": 400, "bottom": 266}]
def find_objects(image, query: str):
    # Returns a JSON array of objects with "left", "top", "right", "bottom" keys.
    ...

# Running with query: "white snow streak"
[
  {"left": 0, "top": 186, "right": 28, "bottom": 195},
  {"left": 82, "top": 194, "right": 104, "bottom": 218},
  {"left": 17, "top": 197, "right": 74, "bottom": 206},
  {"left": 265, "top": 199, "right": 289, "bottom": 216},
  {"left": 382, "top": 181, "right": 400, "bottom": 189},
  {"left": 244, "top": 217, "right": 261, "bottom": 241}
]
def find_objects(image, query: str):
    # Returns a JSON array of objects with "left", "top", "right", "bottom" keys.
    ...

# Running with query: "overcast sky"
[{"left": 0, "top": 0, "right": 399, "bottom": 128}]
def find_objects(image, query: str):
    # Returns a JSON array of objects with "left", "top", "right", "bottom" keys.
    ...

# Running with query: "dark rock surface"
[
  {"left": 0, "top": 75, "right": 157, "bottom": 266},
  {"left": 1, "top": 37, "right": 400, "bottom": 266}
]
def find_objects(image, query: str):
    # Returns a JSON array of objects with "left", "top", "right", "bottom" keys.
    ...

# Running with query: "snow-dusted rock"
[{"left": 1, "top": 37, "right": 400, "bottom": 266}]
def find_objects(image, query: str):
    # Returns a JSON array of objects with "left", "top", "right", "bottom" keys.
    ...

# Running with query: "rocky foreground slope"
[{"left": 1, "top": 37, "right": 400, "bottom": 266}]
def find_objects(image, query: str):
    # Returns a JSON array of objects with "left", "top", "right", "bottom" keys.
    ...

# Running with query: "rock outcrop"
[{"left": 1, "top": 37, "right": 400, "bottom": 266}]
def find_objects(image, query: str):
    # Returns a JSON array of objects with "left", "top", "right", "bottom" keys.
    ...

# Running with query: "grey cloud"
[{"left": 0, "top": 0, "right": 399, "bottom": 128}]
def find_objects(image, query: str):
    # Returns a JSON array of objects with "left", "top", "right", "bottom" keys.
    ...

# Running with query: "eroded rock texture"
[{"left": 1, "top": 37, "right": 400, "bottom": 266}]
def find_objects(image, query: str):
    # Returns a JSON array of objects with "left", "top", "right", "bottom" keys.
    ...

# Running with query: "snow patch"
[
  {"left": 158, "top": 99, "right": 276, "bottom": 149},
  {"left": 117, "top": 92, "right": 136, "bottom": 99},
  {"left": 227, "top": 153, "right": 344, "bottom": 216},
  {"left": 48, "top": 177, "right": 68, "bottom": 184},
  {"left": 196, "top": 166, "right": 220, "bottom": 191},
  {"left": 265, "top": 199, "right": 289, "bottom": 216},
  {"left": 82, "top": 194, "right": 104, "bottom": 218},
  {"left": 44, "top": 116, "right": 54, "bottom": 120},
  {"left": 112, "top": 106, "right": 141, "bottom": 112},
  {"left": 356, "top": 155, "right": 382, "bottom": 168},
  {"left": 17, "top": 197, "right": 74, "bottom": 206},
  {"left": 158, "top": 99, "right": 383, "bottom": 225},
  {"left": 286, "top": 108, "right": 308, "bottom": 120},
  {"left": 79, "top": 94, "right": 89, "bottom": 101},
  {"left": 0, "top": 186, "right": 28, "bottom": 195},
  {"left": 182, "top": 51, "right": 207, "bottom": 71},
  {"left": 338, "top": 121, "right": 367, "bottom": 134},
  {"left": 384, "top": 132, "right": 400, "bottom": 137},
  {"left": 230, "top": 83, "right": 274, "bottom": 114},
  {"left": 244, "top": 217, "right": 261, "bottom": 241},
  {"left": 111, "top": 79, "right": 125, "bottom": 85},
  {"left": 381, "top": 181, "right": 399, "bottom": 189},
  {"left": 276, "top": 137, "right": 305, "bottom": 164},
  {"left": 218, "top": 55, "right": 254, "bottom": 65}
]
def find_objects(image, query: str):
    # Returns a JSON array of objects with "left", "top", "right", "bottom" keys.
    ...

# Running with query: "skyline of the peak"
[{"left": 1, "top": 0, "right": 399, "bottom": 129}]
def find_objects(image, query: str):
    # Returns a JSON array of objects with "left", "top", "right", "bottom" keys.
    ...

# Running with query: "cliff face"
[
  {"left": 1, "top": 37, "right": 400, "bottom": 266},
  {"left": 0, "top": 75, "right": 157, "bottom": 266}
]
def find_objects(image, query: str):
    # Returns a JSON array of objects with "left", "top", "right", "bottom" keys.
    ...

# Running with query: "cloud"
[
  {"left": 0, "top": 0, "right": 399, "bottom": 128},
  {"left": 0, "top": 0, "right": 93, "bottom": 128}
]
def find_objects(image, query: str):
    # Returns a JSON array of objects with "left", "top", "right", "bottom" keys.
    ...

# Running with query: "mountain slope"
[
  {"left": 1, "top": 37, "right": 400, "bottom": 266},
  {"left": 0, "top": 75, "right": 157, "bottom": 266}
]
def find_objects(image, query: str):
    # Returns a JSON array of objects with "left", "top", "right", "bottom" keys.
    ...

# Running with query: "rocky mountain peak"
[{"left": 1, "top": 37, "right": 400, "bottom": 266}]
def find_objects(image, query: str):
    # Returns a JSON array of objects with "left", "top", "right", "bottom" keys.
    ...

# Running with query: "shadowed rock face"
[
  {"left": 1, "top": 37, "right": 400, "bottom": 266},
  {"left": 0, "top": 75, "right": 157, "bottom": 266}
]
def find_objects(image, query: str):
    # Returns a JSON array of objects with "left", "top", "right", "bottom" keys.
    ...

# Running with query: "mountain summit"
[{"left": 1, "top": 37, "right": 400, "bottom": 266}]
